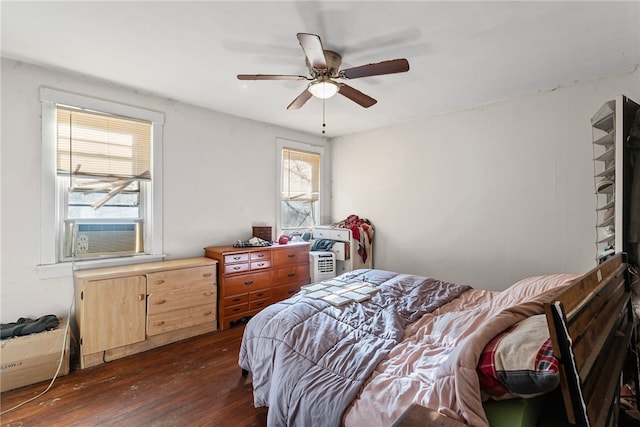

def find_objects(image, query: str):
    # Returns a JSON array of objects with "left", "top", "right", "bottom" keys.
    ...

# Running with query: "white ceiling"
[{"left": 2, "top": 1, "right": 639, "bottom": 137}]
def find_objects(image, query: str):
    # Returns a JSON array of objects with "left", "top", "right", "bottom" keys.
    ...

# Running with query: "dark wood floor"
[
  {"left": 0, "top": 325, "right": 267, "bottom": 427},
  {"left": 6, "top": 324, "right": 640, "bottom": 427}
]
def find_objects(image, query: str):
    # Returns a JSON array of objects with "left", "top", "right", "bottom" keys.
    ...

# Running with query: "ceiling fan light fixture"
[{"left": 308, "top": 79, "right": 339, "bottom": 99}]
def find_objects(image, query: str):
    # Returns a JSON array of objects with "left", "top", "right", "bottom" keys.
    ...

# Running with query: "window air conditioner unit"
[
  {"left": 309, "top": 251, "right": 336, "bottom": 283},
  {"left": 64, "top": 221, "right": 143, "bottom": 259}
]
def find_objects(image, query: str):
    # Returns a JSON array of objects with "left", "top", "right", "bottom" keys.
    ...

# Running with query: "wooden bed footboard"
[{"left": 544, "top": 253, "right": 639, "bottom": 427}]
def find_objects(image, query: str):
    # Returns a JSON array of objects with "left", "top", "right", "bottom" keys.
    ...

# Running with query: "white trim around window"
[
  {"left": 275, "top": 137, "right": 325, "bottom": 238},
  {"left": 38, "top": 87, "right": 165, "bottom": 278}
]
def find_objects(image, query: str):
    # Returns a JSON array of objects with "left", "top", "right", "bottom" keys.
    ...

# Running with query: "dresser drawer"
[
  {"left": 251, "top": 260, "right": 271, "bottom": 270},
  {"left": 331, "top": 229, "right": 350, "bottom": 242},
  {"left": 273, "top": 246, "right": 308, "bottom": 266},
  {"left": 224, "top": 253, "right": 249, "bottom": 264},
  {"left": 224, "top": 302, "right": 249, "bottom": 317},
  {"left": 147, "top": 302, "right": 216, "bottom": 336},
  {"left": 147, "top": 284, "right": 216, "bottom": 315},
  {"left": 273, "top": 264, "right": 310, "bottom": 285},
  {"left": 224, "top": 270, "right": 271, "bottom": 295},
  {"left": 250, "top": 299, "right": 269, "bottom": 311},
  {"left": 224, "top": 262, "right": 250, "bottom": 275},
  {"left": 272, "top": 284, "right": 301, "bottom": 301},
  {"left": 250, "top": 251, "right": 271, "bottom": 261},
  {"left": 313, "top": 228, "right": 350, "bottom": 242},
  {"left": 223, "top": 293, "right": 249, "bottom": 307},
  {"left": 147, "top": 265, "right": 215, "bottom": 292},
  {"left": 250, "top": 289, "right": 271, "bottom": 301},
  {"left": 313, "top": 228, "right": 331, "bottom": 239}
]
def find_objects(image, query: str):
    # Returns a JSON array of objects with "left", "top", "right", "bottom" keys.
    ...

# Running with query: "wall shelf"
[{"left": 591, "top": 96, "right": 640, "bottom": 262}]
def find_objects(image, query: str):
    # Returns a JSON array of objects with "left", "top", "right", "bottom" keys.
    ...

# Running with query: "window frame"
[
  {"left": 276, "top": 138, "right": 325, "bottom": 238},
  {"left": 39, "top": 87, "right": 165, "bottom": 277}
]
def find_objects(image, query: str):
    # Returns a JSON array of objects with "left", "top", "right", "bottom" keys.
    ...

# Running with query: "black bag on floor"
[{"left": 1, "top": 315, "right": 59, "bottom": 340}]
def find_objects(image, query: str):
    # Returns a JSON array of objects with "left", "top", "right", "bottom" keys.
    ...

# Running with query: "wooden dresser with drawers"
[
  {"left": 204, "top": 242, "right": 310, "bottom": 329},
  {"left": 73, "top": 257, "right": 217, "bottom": 368}
]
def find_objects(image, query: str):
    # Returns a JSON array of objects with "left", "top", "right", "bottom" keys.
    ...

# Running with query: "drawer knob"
[
  {"left": 287, "top": 254, "right": 295, "bottom": 258},
  {"left": 256, "top": 254, "right": 264, "bottom": 258},
  {"left": 154, "top": 279, "right": 165, "bottom": 285},
  {"left": 155, "top": 321, "right": 165, "bottom": 326},
  {"left": 256, "top": 292, "right": 264, "bottom": 297},
  {"left": 155, "top": 299, "right": 166, "bottom": 305},
  {"left": 244, "top": 280, "right": 254, "bottom": 286},
  {"left": 203, "top": 311, "right": 212, "bottom": 316},
  {"left": 233, "top": 266, "right": 242, "bottom": 271},
  {"left": 139, "top": 294, "right": 145, "bottom": 301},
  {"left": 232, "top": 297, "right": 241, "bottom": 302},
  {"left": 233, "top": 256, "right": 242, "bottom": 260},
  {"left": 256, "top": 302, "right": 264, "bottom": 307},
  {"left": 257, "top": 262, "right": 265, "bottom": 267},
  {"left": 203, "top": 273, "right": 212, "bottom": 278},
  {"left": 287, "top": 290, "right": 295, "bottom": 295},
  {"left": 232, "top": 307, "right": 241, "bottom": 313},
  {"left": 204, "top": 291, "right": 214, "bottom": 296},
  {"left": 288, "top": 273, "right": 296, "bottom": 277}
]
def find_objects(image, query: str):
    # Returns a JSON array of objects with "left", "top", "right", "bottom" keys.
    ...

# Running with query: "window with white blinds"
[
  {"left": 39, "top": 88, "right": 164, "bottom": 272},
  {"left": 56, "top": 107, "right": 152, "bottom": 180}
]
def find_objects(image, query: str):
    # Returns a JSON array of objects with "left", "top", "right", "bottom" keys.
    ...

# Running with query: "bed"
[{"left": 239, "top": 253, "right": 637, "bottom": 426}]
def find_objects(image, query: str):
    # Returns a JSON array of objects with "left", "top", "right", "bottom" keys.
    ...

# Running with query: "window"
[
  {"left": 277, "top": 139, "right": 324, "bottom": 236},
  {"left": 40, "top": 88, "right": 164, "bottom": 274}
]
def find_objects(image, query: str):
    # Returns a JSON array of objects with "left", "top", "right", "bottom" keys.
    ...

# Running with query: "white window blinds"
[
  {"left": 56, "top": 107, "right": 152, "bottom": 180},
  {"left": 281, "top": 148, "right": 320, "bottom": 201}
]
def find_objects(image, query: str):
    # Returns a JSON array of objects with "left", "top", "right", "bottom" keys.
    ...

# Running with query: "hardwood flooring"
[
  {"left": 5, "top": 324, "right": 640, "bottom": 427},
  {"left": 0, "top": 326, "right": 267, "bottom": 427}
]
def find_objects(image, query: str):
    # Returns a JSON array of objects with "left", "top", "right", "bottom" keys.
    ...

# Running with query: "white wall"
[
  {"left": 2, "top": 58, "right": 638, "bottom": 323},
  {"left": 331, "top": 70, "right": 640, "bottom": 291},
  {"left": 0, "top": 58, "right": 330, "bottom": 323}
]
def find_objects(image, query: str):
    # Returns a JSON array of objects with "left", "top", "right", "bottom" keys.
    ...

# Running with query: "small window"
[{"left": 278, "top": 141, "right": 323, "bottom": 236}]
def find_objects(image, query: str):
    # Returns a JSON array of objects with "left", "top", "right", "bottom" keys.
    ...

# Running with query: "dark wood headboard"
[{"left": 544, "top": 253, "right": 638, "bottom": 427}]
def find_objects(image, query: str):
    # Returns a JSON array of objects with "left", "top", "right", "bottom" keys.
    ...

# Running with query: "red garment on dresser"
[{"left": 332, "top": 215, "right": 374, "bottom": 263}]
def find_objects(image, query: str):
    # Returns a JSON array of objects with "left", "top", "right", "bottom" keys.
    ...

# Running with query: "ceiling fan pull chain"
[{"left": 322, "top": 98, "right": 326, "bottom": 134}]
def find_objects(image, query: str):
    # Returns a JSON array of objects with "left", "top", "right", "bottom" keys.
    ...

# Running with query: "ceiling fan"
[{"left": 237, "top": 33, "right": 410, "bottom": 110}]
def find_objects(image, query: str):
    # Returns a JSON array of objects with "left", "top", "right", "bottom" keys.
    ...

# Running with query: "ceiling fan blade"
[
  {"left": 340, "top": 58, "right": 409, "bottom": 79},
  {"left": 287, "top": 89, "right": 313, "bottom": 110},
  {"left": 237, "top": 74, "right": 309, "bottom": 81},
  {"left": 297, "top": 33, "right": 327, "bottom": 70},
  {"left": 338, "top": 84, "right": 377, "bottom": 108}
]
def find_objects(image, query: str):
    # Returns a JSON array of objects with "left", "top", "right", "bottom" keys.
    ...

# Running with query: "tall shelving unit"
[{"left": 591, "top": 95, "right": 640, "bottom": 262}]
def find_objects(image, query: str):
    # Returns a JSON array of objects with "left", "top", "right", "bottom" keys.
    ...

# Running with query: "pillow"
[
  {"left": 477, "top": 314, "right": 559, "bottom": 400},
  {"left": 491, "top": 274, "right": 579, "bottom": 307}
]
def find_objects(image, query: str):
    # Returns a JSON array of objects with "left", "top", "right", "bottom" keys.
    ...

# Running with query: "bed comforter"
[
  {"left": 238, "top": 269, "right": 471, "bottom": 427},
  {"left": 344, "top": 272, "right": 580, "bottom": 426}
]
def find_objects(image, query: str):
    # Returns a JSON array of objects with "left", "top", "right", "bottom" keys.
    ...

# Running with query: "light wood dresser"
[
  {"left": 204, "top": 242, "right": 310, "bottom": 329},
  {"left": 74, "top": 257, "right": 217, "bottom": 369}
]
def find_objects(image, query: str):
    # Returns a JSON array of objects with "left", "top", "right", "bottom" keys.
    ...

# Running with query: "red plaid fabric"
[
  {"left": 476, "top": 328, "right": 512, "bottom": 397},
  {"left": 534, "top": 337, "right": 558, "bottom": 373}
]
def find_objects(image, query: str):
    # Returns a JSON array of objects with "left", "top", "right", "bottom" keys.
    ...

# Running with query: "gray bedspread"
[{"left": 238, "top": 269, "right": 471, "bottom": 427}]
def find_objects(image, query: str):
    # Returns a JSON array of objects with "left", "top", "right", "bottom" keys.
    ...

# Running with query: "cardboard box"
[{"left": 1, "top": 319, "right": 70, "bottom": 392}]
